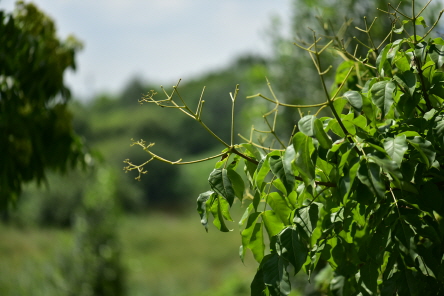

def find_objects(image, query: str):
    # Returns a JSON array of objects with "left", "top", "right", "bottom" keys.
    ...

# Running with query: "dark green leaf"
[
  {"left": 262, "top": 253, "right": 291, "bottom": 296},
  {"left": 394, "top": 71, "right": 416, "bottom": 97},
  {"left": 407, "top": 137, "right": 436, "bottom": 168},
  {"left": 357, "top": 161, "right": 386, "bottom": 199},
  {"left": 208, "top": 168, "right": 235, "bottom": 206},
  {"left": 357, "top": 262, "right": 379, "bottom": 295},
  {"left": 277, "top": 226, "right": 308, "bottom": 274},
  {"left": 250, "top": 268, "right": 266, "bottom": 296}
]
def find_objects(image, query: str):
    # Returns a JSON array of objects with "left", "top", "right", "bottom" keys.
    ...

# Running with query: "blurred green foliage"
[{"left": 0, "top": 1, "right": 87, "bottom": 209}]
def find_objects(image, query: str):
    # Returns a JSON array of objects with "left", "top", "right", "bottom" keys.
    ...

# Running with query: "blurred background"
[{"left": 0, "top": 0, "right": 442, "bottom": 295}]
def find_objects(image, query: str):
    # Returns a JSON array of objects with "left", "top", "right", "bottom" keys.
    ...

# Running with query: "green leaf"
[
  {"left": 254, "top": 157, "right": 271, "bottom": 191},
  {"left": 241, "top": 212, "right": 265, "bottom": 262},
  {"left": 415, "top": 16, "right": 427, "bottom": 27},
  {"left": 394, "top": 71, "right": 416, "bottom": 97},
  {"left": 314, "top": 118, "right": 332, "bottom": 149},
  {"left": 429, "top": 43, "right": 444, "bottom": 68},
  {"left": 292, "top": 132, "right": 315, "bottom": 187},
  {"left": 277, "top": 226, "right": 308, "bottom": 275},
  {"left": 433, "top": 115, "right": 444, "bottom": 147},
  {"left": 357, "top": 161, "right": 386, "bottom": 199},
  {"left": 196, "top": 191, "right": 215, "bottom": 232},
  {"left": 343, "top": 90, "right": 363, "bottom": 112},
  {"left": 376, "top": 43, "right": 392, "bottom": 76},
  {"left": 370, "top": 80, "right": 396, "bottom": 118},
  {"left": 383, "top": 135, "right": 408, "bottom": 167},
  {"left": 210, "top": 196, "right": 231, "bottom": 232},
  {"left": 356, "top": 262, "right": 379, "bottom": 295},
  {"left": 266, "top": 194, "right": 292, "bottom": 225},
  {"left": 269, "top": 155, "right": 295, "bottom": 194},
  {"left": 261, "top": 253, "right": 291, "bottom": 296},
  {"left": 208, "top": 168, "right": 235, "bottom": 206},
  {"left": 333, "top": 98, "right": 348, "bottom": 115},
  {"left": 250, "top": 268, "right": 266, "bottom": 296},
  {"left": 298, "top": 115, "right": 316, "bottom": 137},
  {"left": 283, "top": 144, "right": 297, "bottom": 184},
  {"left": 407, "top": 137, "right": 436, "bottom": 168},
  {"left": 293, "top": 202, "right": 321, "bottom": 240},
  {"left": 227, "top": 169, "right": 245, "bottom": 201},
  {"left": 262, "top": 210, "right": 286, "bottom": 237}
]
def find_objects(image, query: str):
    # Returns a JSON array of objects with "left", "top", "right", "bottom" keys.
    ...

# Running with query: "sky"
[{"left": 1, "top": 0, "right": 292, "bottom": 100}]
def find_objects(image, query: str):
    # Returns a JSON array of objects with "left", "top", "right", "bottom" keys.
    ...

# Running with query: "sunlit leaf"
[
  {"left": 292, "top": 132, "right": 315, "bottom": 187},
  {"left": 370, "top": 80, "right": 396, "bottom": 118},
  {"left": 298, "top": 115, "right": 316, "bottom": 137},
  {"left": 383, "top": 135, "right": 408, "bottom": 167},
  {"left": 262, "top": 210, "right": 286, "bottom": 237},
  {"left": 241, "top": 212, "right": 264, "bottom": 262}
]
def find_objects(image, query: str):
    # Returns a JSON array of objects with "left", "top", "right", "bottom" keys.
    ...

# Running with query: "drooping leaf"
[
  {"left": 210, "top": 195, "right": 231, "bottom": 232},
  {"left": 277, "top": 226, "right": 308, "bottom": 275},
  {"left": 370, "top": 80, "right": 396, "bottom": 118},
  {"left": 196, "top": 190, "right": 215, "bottom": 232},
  {"left": 208, "top": 168, "right": 235, "bottom": 206}
]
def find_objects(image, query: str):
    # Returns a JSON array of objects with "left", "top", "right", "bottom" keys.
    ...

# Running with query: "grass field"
[{"left": 0, "top": 212, "right": 306, "bottom": 295}]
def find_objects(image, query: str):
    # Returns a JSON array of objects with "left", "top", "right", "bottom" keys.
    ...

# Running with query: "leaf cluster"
[{"left": 128, "top": 1, "right": 444, "bottom": 294}]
